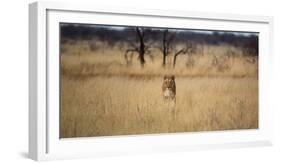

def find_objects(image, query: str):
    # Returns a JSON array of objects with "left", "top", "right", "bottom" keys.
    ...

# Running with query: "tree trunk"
[
  {"left": 163, "top": 53, "right": 166, "bottom": 66},
  {"left": 139, "top": 40, "right": 145, "bottom": 67},
  {"left": 162, "top": 30, "right": 168, "bottom": 67},
  {"left": 136, "top": 27, "right": 145, "bottom": 67},
  {"left": 173, "top": 50, "right": 184, "bottom": 68}
]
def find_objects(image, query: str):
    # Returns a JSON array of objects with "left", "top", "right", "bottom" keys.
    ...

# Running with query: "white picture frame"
[{"left": 29, "top": 1, "right": 274, "bottom": 161}]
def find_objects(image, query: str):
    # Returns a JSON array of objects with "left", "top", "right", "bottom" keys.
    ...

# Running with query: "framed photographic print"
[{"left": 29, "top": 1, "right": 274, "bottom": 161}]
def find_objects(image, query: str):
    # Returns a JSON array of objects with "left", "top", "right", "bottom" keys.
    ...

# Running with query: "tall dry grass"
[{"left": 60, "top": 41, "right": 258, "bottom": 138}]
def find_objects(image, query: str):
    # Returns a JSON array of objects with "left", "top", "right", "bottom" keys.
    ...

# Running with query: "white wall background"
[{"left": 0, "top": 0, "right": 280, "bottom": 162}]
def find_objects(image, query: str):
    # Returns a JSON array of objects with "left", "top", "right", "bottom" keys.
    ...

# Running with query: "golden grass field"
[{"left": 60, "top": 41, "right": 258, "bottom": 138}]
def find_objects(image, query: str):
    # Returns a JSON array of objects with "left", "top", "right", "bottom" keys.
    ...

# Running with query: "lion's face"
[{"left": 163, "top": 75, "right": 175, "bottom": 87}]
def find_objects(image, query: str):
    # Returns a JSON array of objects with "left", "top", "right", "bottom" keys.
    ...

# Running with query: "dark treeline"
[
  {"left": 61, "top": 23, "right": 258, "bottom": 53},
  {"left": 61, "top": 23, "right": 259, "bottom": 68}
]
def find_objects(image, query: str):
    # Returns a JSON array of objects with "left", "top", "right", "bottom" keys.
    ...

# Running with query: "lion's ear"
[
  {"left": 171, "top": 75, "right": 175, "bottom": 80},
  {"left": 164, "top": 75, "right": 167, "bottom": 79}
]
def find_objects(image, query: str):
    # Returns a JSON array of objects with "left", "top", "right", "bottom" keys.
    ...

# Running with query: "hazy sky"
[{"left": 61, "top": 23, "right": 258, "bottom": 37}]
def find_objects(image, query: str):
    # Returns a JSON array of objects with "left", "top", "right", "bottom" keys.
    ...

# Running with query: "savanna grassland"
[{"left": 60, "top": 40, "right": 258, "bottom": 138}]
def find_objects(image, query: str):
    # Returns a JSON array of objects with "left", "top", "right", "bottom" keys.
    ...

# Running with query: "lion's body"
[{"left": 162, "top": 75, "right": 176, "bottom": 102}]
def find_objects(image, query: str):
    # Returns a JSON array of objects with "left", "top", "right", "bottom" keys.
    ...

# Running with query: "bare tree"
[
  {"left": 136, "top": 27, "right": 146, "bottom": 66},
  {"left": 158, "top": 29, "right": 175, "bottom": 67},
  {"left": 124, "top": 27, "right": 150, "bottom": 67},
  {"left": 173, "top": 41, "right": 197, "bottom": 68},
  {"left": 173, "top": 49, "right": 187, "bottom": 68}
]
